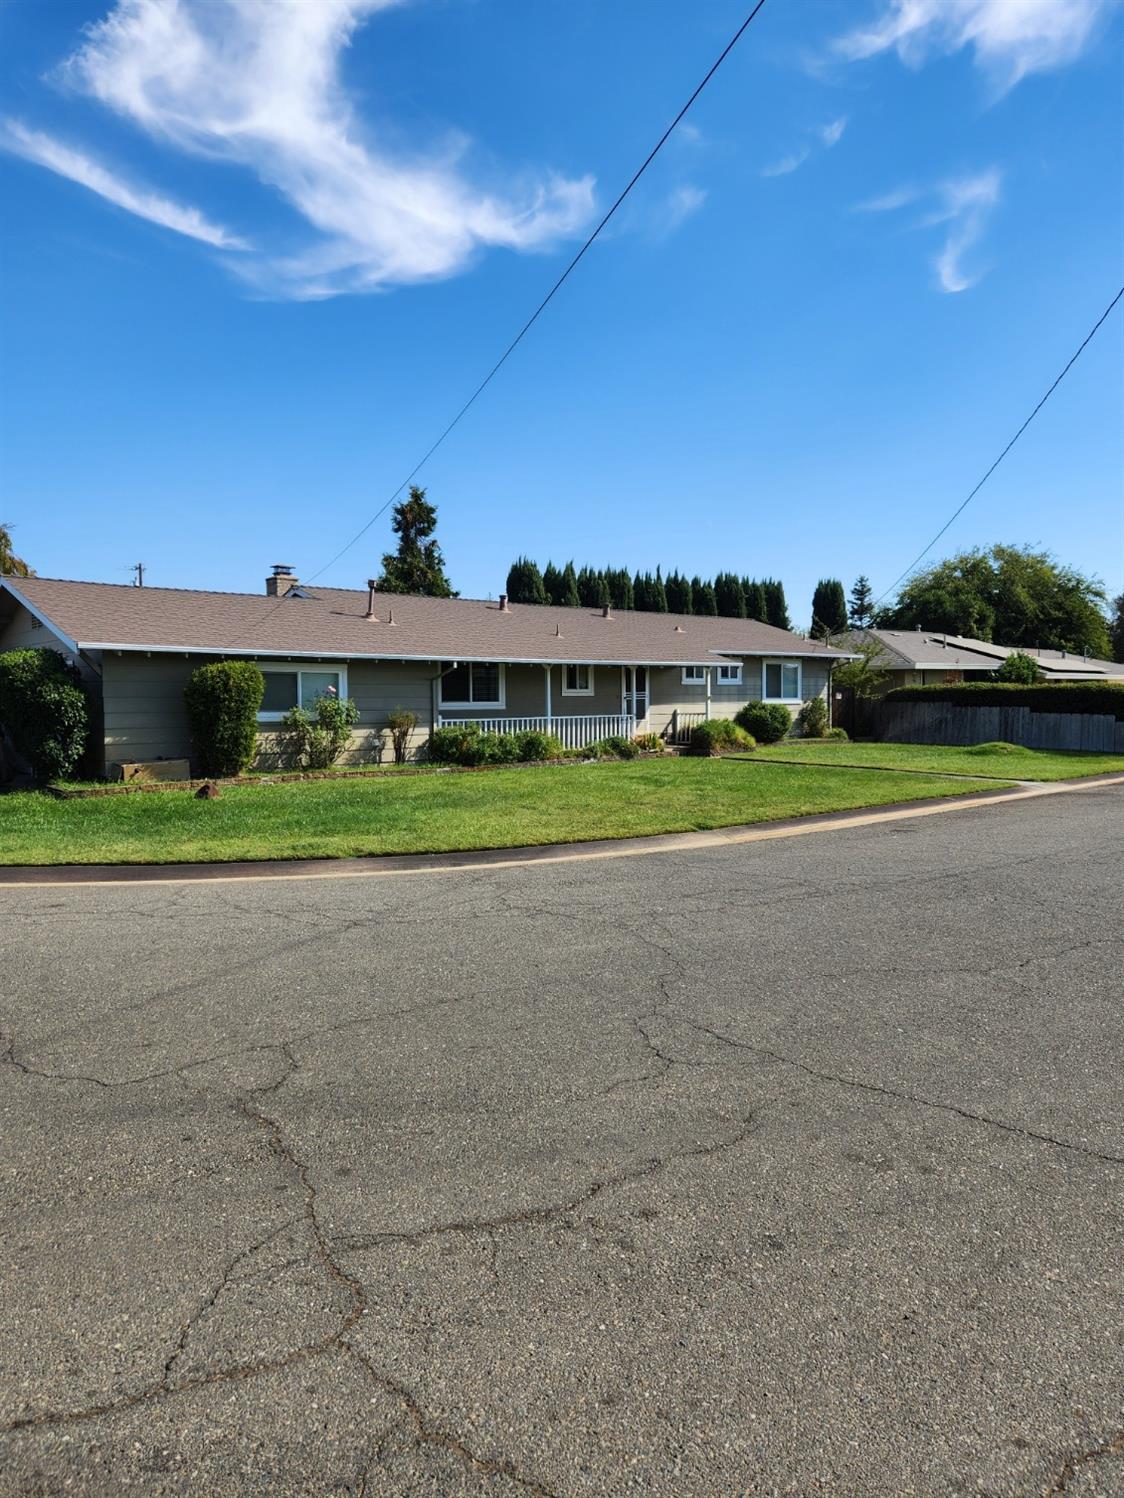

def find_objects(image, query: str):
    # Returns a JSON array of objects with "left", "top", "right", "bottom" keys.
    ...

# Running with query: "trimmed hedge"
[
  {"left": 184, "top": 660, "right": 266, "bottom": 777},
  {"left": 428, "top": 723, "right": 563, "bottom": 766},
  {"left": 688, "top": 718, "right": 755, "bottom": 756},
  {"left": 735, "top": 700, "right": 791, "bottom": 745},
  {"left": 0, "top": 647, "right": 90, "bottom": 780},
  {"left": 884, "top": 682, "right": 1124, "bottom": 721}
]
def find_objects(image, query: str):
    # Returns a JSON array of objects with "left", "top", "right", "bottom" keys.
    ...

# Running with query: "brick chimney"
[{"left": 266, "top": 564, "right": 298, "bottom": 597}]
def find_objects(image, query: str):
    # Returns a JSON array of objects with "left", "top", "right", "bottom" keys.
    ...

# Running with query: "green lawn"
[
  {"left": 0, "top": 759, "right": 1009, "bottom": 866},
  {"left": 752, "top": 740, "right": 1124, "bottom": 782}
]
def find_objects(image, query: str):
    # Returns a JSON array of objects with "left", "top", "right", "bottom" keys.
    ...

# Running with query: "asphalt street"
[{"left": 1, "top": 783, "right": 1122, "bottom": 1497}]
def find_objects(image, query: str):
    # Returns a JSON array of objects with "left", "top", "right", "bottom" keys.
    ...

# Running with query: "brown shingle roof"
[{"left": 4, "top": 576, "right": 849, "bottom": 666}]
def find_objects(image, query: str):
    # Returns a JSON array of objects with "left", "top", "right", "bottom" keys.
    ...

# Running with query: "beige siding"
[
  {"left": 647, "top": 657, "right": 832, "bottom": 737},
  {"left": 0, "top": 601, "right": 70, "bottom": 653}
]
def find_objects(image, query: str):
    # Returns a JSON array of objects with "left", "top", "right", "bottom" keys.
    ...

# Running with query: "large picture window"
[
  {"left": 259, "top": 666, "right": 346, "bottom": 721},
  {"left": 439, "top": 662, "right": 505, "bottom": 708},
  {"left": 763, "top": 660, "right": 801, "bottom": 702}
]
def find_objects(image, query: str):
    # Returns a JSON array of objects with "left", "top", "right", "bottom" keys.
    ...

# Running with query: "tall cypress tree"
[
  {"left": 607, "top": 567, "right": 634, "bottom": 610},
  {"left": 665, "top": 571, "right": 693, "bottom": 614},
  {"left": 506, "top": 556, "right": 547, "bottom": 604},
  {"left": 744, "top": 580, "right": 766, "bottom": 622},
  {"left": 810, "top": 578, "right": 847, "bottom": 638},
  {"left": 714, "top": 573, "right": 746, "bottom": 618},
  {"left": 691, "top": 577, "right": 717, "bottom": 616},
  {"left": 560, "top": 561, "right": 581, "bottom": 608},
  {"left": 542, "top": 562, "right": 564, "bottom": 606},
  {"left": 762, "top": 579, "right": 791, "bottom": 630}
]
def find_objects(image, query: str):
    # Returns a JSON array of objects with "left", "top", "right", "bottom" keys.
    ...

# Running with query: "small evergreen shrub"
[
  {"left": 0, "top": 647, "right": 90, "bottom": 780},
  {"left": 996, "top": 651, "right": 1043, "bottom": 684},
  {"left": 428, "top": 723, "right": 561, "bottom": 766},
  {"left": 279, "top": 694, "right": 360, "bottom": 770},
  {"left": 512, "top": 730, "right": 563, "bottom": 761},
  {"left": 735, "top": 700, "right": 791, "bottom": 744},
  {"left": 688, "top": 718, "right": 754, "bottom": 756},
  {"left": 796, "top": 697, "right": 829, "bottom": 738},
  {"left": 589, "top": 734, "right": 640, "bottom": 759},
  {"left": 826, "top": 726, "right": 849, "bottom": 739},
  {"left": 429, "top": 723, "right": 488, "bottom": 765},
  {"left": 184, "top": 661, "right": 265, "bottom": 777},
  {"left": 386, "top": 707, "right": 418, "bottom": 764}
]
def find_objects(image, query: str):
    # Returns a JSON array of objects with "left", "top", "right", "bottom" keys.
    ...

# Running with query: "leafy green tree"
[
  {"left": 848, "top": 574, "right": 874, "bottom": 628},
  {"left": 714, "top": 573, "right": 746, "bottom": 618},
  {"left": 0, "top": 522, "right": 32, "bottom": 577},
  {"left": 665, "top": 570, "right": 693, "bottom": 614},
  {"left": 1111, "top": 593, "right": 1124, "bottom": 663},
  {"left": 559, "top": 561, "right": 581, "bottom": 608},
  {"left": 997, "top": 650, "right": 1043, "bottom": 683},
  {"left": 810, "top": 579, "right": 847, "bottom": 639},
  {"left": 879, "top": 545, "right": 1110, "bottom": 656},
  {"left": 376, "top": 487, "right": 456, "bottom": 597},
  {"left": 691, "top": 576, "right": 717, "bottom": 616},
  {"left": 506, "top": 556, "right": 547, "bottom": 604},
  {"left": 762, "top": 579, "right": 791, "bottom": 630}
]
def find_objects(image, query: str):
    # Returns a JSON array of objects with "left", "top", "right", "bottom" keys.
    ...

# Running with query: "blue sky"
[{"left": 1, "top": 0, "right": 1121, "bottom": 626}]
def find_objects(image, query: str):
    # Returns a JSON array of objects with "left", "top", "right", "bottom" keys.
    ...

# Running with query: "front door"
[{"left": 622, "top": 665, "right": 649, "bottom": 725}]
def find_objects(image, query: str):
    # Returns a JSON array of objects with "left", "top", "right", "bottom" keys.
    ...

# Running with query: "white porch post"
[
  {"left": 705, "top": 667, "right": 712, "bottom": 721},
  {"left": 543, "top": 664, "right": 553, "bottom": 728}
]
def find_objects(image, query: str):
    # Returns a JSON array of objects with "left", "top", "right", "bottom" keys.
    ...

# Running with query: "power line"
[
  {"left": 873, "top": 284, "right": 1124, "bottom": 610},
  {"left": 257, "top": 1, "right": 768, "bottom": 614}
]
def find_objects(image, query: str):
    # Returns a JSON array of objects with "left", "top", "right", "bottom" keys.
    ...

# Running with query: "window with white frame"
[
  {"left": 763, "top": 660, "right": 801, "bottom": 701},
  {"left": 562, "top": 663, "right": 594, "bottom": 696},
  {"left": 716, "top": 662, "right": 743, "bottom": 685},
  {"left": 681, "top": 665, "right": 706, "bottom": 685},
  {"left": 258, "top": 665, "right": 347, "bottom": 721},
  {"left": 439, "top": 662, "right": 505, "bottom": 708}
]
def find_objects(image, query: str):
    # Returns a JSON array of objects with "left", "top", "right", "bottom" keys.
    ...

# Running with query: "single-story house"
[
  {"left": 0, "top": 569, "right": 853, "bottom": 775},
  {"left": 838, "top": 628, "right": 1124, "bottom": 688}
]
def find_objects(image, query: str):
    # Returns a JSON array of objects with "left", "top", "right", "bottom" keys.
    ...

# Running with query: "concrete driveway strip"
[{"left": 1, "top": 784, "right": 1121, "bottom": 1496}]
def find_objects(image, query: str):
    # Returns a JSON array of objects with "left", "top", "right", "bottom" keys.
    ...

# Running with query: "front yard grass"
[
  {"left": 751, "top": 740, "right": 1124, "bottom": 781},
  {"left": 0, "top": 758, "right": 1009, "bottom": 866}
]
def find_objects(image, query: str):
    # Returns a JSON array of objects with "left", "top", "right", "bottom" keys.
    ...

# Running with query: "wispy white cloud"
[
  {"left": 1, "top": 117, "right": 247, "bottom": 248},
  {"left": 761, "top": 147, "right": 810, "bottom": 179},
  {"left": 855, "top": 168, "right": 1002, "bottom": 291},
  {"left": 39, "top": 0, "right": 593, "bottom": 298},
  {"left": 660, "top": 184, "right": 707, "bottom": 233},
  {"left": 762, "top": 115, "right": 847, "bottom": 178},
  {"left": 835, "top": 0, "right": 1112, "bottom": 89},
  {"left": 818, "top": 116, "right": 848, "bottom": 147}
]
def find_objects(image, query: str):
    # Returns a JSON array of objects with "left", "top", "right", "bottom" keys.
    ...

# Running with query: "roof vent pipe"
[
  {"left": 555, "top": 624, "right": 562, "bottom": 638},
  {"left": 603, "top": 604, "right": 613, "bottom": 619},
  {"left": 498, "top": 593, "right": 510, "bottom": 613},
  {"left": 365, "top": 579, "right": 379, "bottom": 620}
]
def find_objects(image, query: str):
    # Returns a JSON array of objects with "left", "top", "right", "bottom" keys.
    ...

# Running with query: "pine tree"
[
  {"left": 506, "top": 556, "right": 547, "bottom": 605},
  {"left": 714, "top": 573, "right": 746, "bottom": 618},
  {"left": 559, "top": 561, "right": 581, "bottom": 608},
  {"left": 542, "top": 562, "right": 564, "bottom": 606},
  {"left": 848, "top": 574, "right": 874, "bottom": 629},
  {"left": 665, "top": 571, "right": 693, "bottom": 614},
  {"left": 376, "top": 487, "right": 456, "bottom": 597},
  {"left": 810, "top": 578, "right": 847, "bottom": 639},
  {"left": 691, "top": 577, "right": 717, "bottom": 616}
]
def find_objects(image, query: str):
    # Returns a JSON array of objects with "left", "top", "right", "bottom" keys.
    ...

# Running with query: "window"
[
  {"left": 763, "top": 660, "right": 801, "bottom": 701},
  {"left": 258, "top": 666, "right": 346, "bottom": 721},
  {"left": 681, "top": 665, "right": 706, "bottom": 685},
  {"left": 716, "top": 662, "right": 743, "bottom": 685},
  {"left": 439, "top": 662, "right": 505, "bottom": 708},
  {"left": 562, "top": 664, "right": 594, "bottom": 696}
]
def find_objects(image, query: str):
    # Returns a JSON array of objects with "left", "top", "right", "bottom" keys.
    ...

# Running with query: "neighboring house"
[
  {"left": 838, "top": 628, "right": 1124, "bottom": 688},
  {"left": 0, "top": 569, "right": 853, "bottom": 775}
]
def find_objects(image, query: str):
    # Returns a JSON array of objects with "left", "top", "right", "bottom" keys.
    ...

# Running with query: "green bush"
[
  {"left": 278, "top": 694, "right": 360, "bottom": 770},
  {"left": 796, "top": 697, "right": 829, "bottom": 738},
  {"left": 184, "top": 660, "right": 265, "bottom": 777},
  {"left": 965, "top": 740, "right": 1032, "bottom": 756},
  {"left": 884, "top": 682, "right": 1124, "bottom": 720},
  {"left": 429, "top": 723, "right": 488, "bottom": 765},
  {"left": 512, "top": 730, "right": 563, "bottom": 761},
  {"left": 735, "top": 700, "right": 791, "bottom": 744},
  {"left": 632, "top": 731, "right": 664, "bottom": 753},
  {"left": 996, "top": 651, "right": 1043, "bottom": 684},
  {"left": 826, "top": 726, "right": 849, "bottom": 739},
  {"left": 688, "top": 718, "right": 754, "bottom": 756},
  {"left": 0, "top": 647, "right": 90, "bottom": 780},
  {"left": 588, "top": 734, "right": 640, "bottom": 759},
  {"left": 428, "top": 723, "right": 561, "bottom": 766},
  {"left": 386, "top": 707, "right": 418, "bottom": 765}
]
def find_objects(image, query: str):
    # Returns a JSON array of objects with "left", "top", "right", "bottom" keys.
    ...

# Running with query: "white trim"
[
  {"left": 762, "top": 659, "right": 802, "bottom": 702},
  {"left": 439, "top": 661, "right": 507, "bottom": 710},
  {"left": 561, "top": 663, "right": 595, "bottom": 696},
  {"left": 681, "top": 665, "right": 706, "bottom": 685},
  {"left": 620, "top": 664, "right": 649, "bottom": 723},
  {"left": 257, "top": 662, "right": 349, "bottom": 722},
  {"left": 715, "top": 662, "right": 743, "bottom": 685},
  {"left": 0, "top": 581, "right": 80, "bottom": 654},
  {"left": 74, "top": 642, "right": 760, "bottom": 668}
]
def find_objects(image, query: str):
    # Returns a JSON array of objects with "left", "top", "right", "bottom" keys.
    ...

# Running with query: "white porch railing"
[
  {"left": 670, "top": 710, "right": 706, "bottom": 746},
  {"left": 438, "top": 714, "right": 635, "bottom": 750}
]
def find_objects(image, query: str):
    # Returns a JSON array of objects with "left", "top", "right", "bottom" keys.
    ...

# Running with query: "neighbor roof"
[
  {"left": 2, "top": 577, "right": 851, "bottom": 667},
  {"left": 842, "top": 628, "right": 1124, "bottom": 681}
]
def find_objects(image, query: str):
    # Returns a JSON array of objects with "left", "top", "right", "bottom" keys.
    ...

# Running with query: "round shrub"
[
  {"left": 825, "top": 726, "right": 849, "bottom": 740},
  {"left": 688, "top": 718, "right": 754, "bottom": 756},
  {"left": 184, "top": 660, "right": 265, "bottom": 777},
  {"left": 588, "top": 734, "right": 640, "bottom": 759},
  {"left": 965, "top": 740, "right": 1031, "bottom": 757},
  {"left": 512, "top": 730, "right": 563, "bottom": 761},
  {"left": 0, "top": 647, "right": 90, "bottom": 780},
  {"left": 796, "top": 697, "right": 829, "bottom": 738},
  {"left": 735, "top": 700, "right": 791, "bottom": 745},
  {"left": 429, "top": 723, "right": 487, "bottom": 765}
]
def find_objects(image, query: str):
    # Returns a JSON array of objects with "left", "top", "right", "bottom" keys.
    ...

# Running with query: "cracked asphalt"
[{"left": 2, "top": 783, "right": 1122, "bottom": 1497}]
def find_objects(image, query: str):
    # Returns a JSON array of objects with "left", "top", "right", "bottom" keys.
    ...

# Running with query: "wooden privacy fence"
[{"left": 874, "top": 700, "right": 1124, "bottom": 753}]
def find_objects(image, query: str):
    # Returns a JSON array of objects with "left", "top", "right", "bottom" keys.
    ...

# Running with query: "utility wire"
[
  {"left": 251, "top": 0, "right": 768, "bottom": 621},
  {"left": 873, "top": 283, "right": 1124, "bottom": 609}
]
